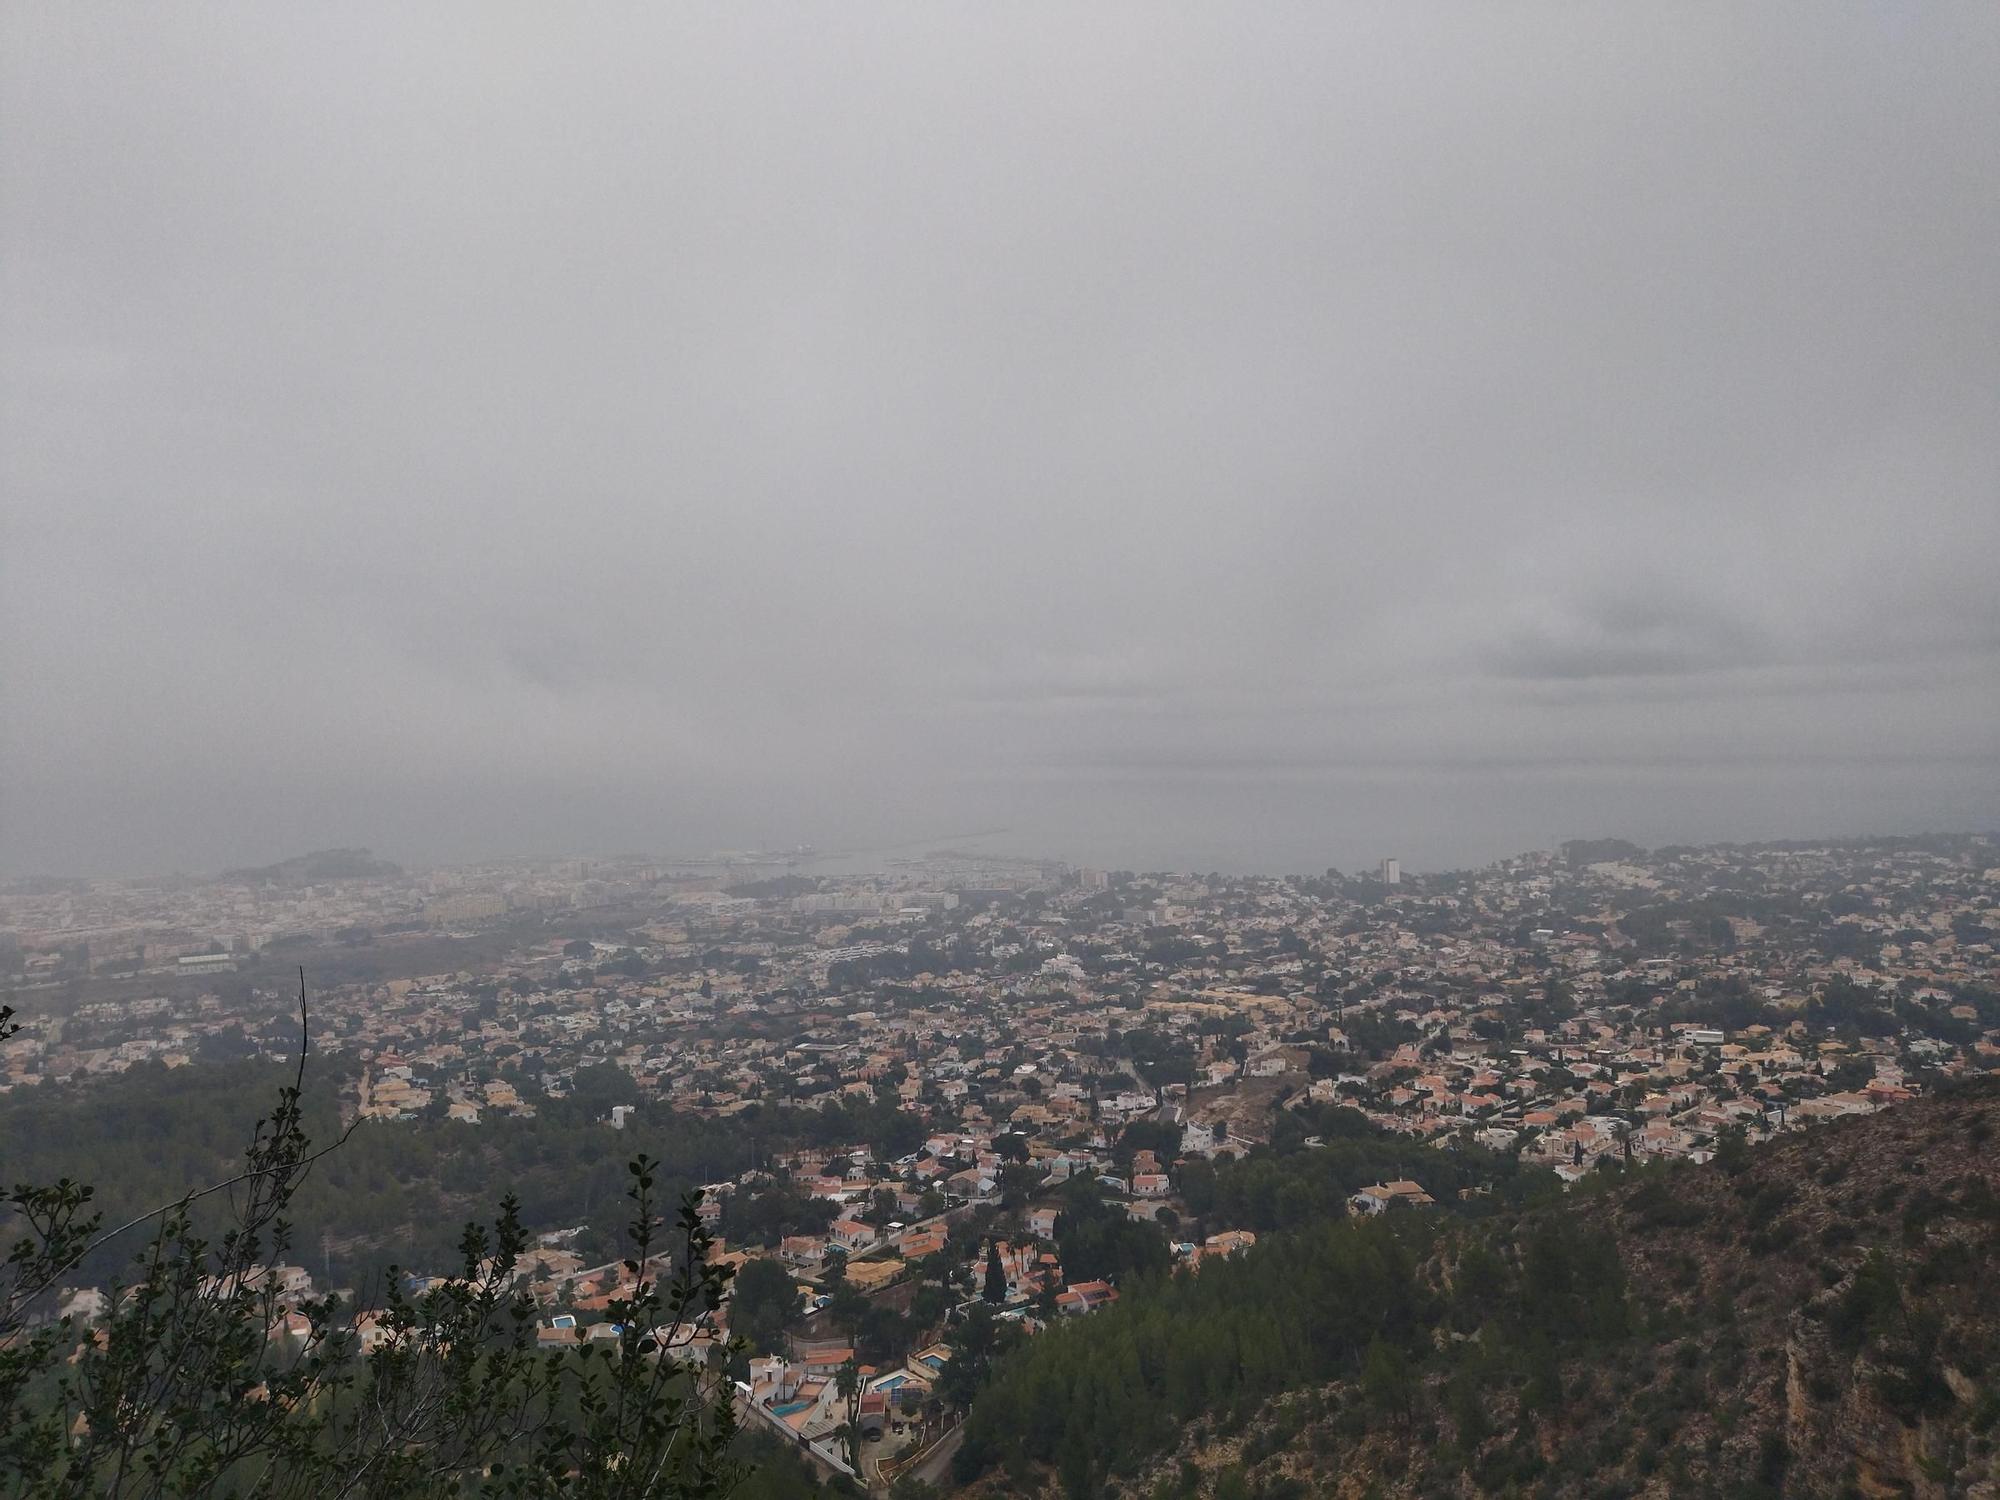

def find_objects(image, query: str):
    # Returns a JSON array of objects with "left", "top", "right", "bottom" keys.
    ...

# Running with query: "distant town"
[{"left": 4, "top": 833, "right": 1996, "bottom": 1482}]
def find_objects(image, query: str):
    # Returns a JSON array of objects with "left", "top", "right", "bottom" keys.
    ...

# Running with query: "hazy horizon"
[
  {"left": 13, "top": 811, "right": 2000, "bottom": 888},
  {"left": 6, "top": 5, "right": 1998, "bottom": 881}
]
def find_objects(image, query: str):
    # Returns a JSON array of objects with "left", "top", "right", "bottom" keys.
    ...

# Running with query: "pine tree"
[{"left": 0, "top": 992, "right": 745, "bottom": 1500}]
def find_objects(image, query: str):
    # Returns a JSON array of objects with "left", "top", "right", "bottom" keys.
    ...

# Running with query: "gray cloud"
[
  {"left": 3, "top": 3, "right": 1997, "bottom": 876},
  {"left": 1481, "top": 583, "right": 1773, "bottom": 681}
]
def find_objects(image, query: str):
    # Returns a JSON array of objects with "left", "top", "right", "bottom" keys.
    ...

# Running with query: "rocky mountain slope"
[{"left": 961, "top": 1080, "right": 2000, "bottom": 1500}]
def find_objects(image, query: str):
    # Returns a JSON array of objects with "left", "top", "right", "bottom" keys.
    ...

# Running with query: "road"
[{"left": 900, "top": 1424, "right": 964, "bottom": 1489}]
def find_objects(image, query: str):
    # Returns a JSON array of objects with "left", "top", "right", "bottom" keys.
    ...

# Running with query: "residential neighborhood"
[{"left": 4, "top": 834, "right": 1997, "bottom": 1481}]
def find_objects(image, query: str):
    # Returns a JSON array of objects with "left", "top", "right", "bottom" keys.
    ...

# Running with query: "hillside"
[
  {"left": 953, "top": 1081, "right": 2000, "bottom": 1500},
  {"left": 218, "top": 847, "right": 404, "bottom": 885}
]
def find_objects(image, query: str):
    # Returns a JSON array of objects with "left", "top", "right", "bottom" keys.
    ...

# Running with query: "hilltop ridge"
[{"left": 218, "top": 847, "right": 405, "bottom": 885}]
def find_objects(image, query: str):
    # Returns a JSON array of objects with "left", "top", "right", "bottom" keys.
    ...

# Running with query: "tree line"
[{"left": 954, "top": 1200, "right": 1632, "bottom": 1497}]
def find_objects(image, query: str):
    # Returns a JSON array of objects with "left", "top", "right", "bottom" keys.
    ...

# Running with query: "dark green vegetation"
[
  {"left": 1050, "top": 1179, "right": 1172, "bottom": 1285},
  {"left": 961, "top": 1211, "right": 1450, "bottom": 1490},
  {"left": 1, "top": 1004, "right": 747, "bottom": 1500},
  {"left": 956, "top": 1194, "right": 1612, "bottom": 1495},
  {"left": 0, "top": 984, "right": 912, "bottom": 1500},
  {"left": 953, "top": 1081, "right": 2000, "bottom": 1499},
  {"left": 727, "top": 1431, "right": 856, "bottom": 1500},
  {"left": 0, "top": 1054, "right": 919, "bottom": 1291},
  {"left": 1180, "top": 1120, "right": 1549, "bottom": 1234},
  {"left": 728, "top": 1258, "right": 805, "bottom": 1357}
]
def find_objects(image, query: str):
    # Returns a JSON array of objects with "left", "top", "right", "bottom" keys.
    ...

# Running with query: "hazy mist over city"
[{"left": 4, "top": 5, "right": 1997, "bottom": 878}]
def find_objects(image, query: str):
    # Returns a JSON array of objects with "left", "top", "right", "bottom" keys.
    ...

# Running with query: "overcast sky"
[{"left": 4, "top": 5, "right": 1997, "bottom": 878}]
